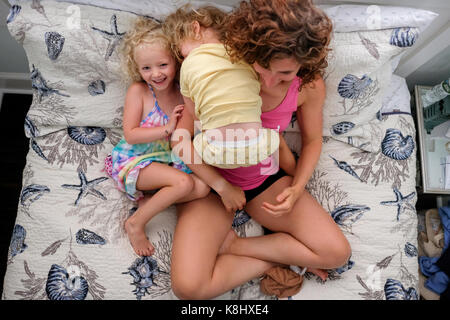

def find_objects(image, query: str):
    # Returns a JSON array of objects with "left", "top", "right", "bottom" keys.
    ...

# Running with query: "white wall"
[{"left": 0, "top": 0, "right": 29, "bottom": 74}]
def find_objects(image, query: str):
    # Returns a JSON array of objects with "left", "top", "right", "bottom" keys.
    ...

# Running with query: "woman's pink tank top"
[{"left": 217, "top": 76, "right": 301, "bottom": 190}]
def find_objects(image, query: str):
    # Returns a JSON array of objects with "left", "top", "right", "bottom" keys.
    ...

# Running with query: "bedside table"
[{"left": 414, "top": 85, "right": 450, "bottom": 206}]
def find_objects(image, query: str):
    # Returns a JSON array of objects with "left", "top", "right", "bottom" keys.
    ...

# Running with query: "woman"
[{"left": 169, "top": 0, "right": 351, "bottom": 300}]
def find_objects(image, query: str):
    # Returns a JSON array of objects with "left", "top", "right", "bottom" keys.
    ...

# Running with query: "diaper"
[{"left": 193, "top": 128, "right": 280, "bottom": 169}]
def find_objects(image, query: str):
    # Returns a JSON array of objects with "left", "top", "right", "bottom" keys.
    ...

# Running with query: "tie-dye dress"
[{"left": 110, "top": 86, "right": 191, "bottom": 201}]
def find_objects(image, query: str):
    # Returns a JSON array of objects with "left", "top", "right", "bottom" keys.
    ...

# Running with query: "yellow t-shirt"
[{"left": 180, "top": 43, "right": 262, "bottom": 131}]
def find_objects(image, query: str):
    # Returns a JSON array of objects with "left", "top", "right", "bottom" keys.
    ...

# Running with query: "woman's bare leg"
[
  {"left": 171, "top": 192, "right": 276, "bottom": 299},
  {"left": 225, "top": 176, "right": 351, "bottom": 270}
]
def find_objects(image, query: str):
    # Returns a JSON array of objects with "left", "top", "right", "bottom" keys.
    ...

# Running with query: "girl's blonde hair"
[
  {"left": 120, "top": 17, "right": 176, "bottom": 84},
  {"left": 162, "top": 5, "right": 227, "bottom": 62}
]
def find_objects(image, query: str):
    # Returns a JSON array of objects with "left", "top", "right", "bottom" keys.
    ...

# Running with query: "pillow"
[
  {"left": 319, "top": 4, "right": 437, "bottom": 33},
  {"left": 381, "top": 74, "right": 411, "bottom": 114},
  {"left": 9, "top": 1, "right": 438, "bottom": 32},
  {"left": 6, "top": 0, "right": 146, "bottom": 139},
  {"left": 8, "top": 0, "right": 233, "bottom": 19}
]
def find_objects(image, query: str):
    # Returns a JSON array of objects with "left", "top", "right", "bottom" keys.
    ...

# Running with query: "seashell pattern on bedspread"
[{"left": 2, "top": 0, "right": 423, "bottom": 300}]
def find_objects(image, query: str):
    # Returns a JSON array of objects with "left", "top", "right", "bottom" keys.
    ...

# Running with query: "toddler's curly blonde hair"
[
  {"left": 162, "top": 5, "right": 227, "bottom": 62},
  {"left": 120, "top": 17, "right": 177, "bottom": 84}
]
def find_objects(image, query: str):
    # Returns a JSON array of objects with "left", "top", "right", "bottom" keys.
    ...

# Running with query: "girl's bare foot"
[
  {"left": 307, "top": 267, "right": 328, "bottom": 281},
  {"left": 218, "top": 229, "right": 238, "bottom": 255},
  {"left": 124, "top": 218, "right": 155, "bottom": 256}
]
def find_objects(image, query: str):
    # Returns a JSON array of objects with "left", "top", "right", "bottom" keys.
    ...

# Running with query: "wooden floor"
[{"left": 0, "top": 93, "right": 32, "bottom": 294}]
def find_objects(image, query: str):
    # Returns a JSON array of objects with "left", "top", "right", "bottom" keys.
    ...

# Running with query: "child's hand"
[
  {"left": 218, "top": 183, "right": 246, "bottom": 214},
  {"left": 166, "top": 104, "right": 184, "bottom": 134}
]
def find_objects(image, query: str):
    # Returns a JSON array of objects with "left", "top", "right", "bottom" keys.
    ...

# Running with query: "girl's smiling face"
[
  {"left": 134, "top": 43, "right": 177, "bottom": 90},
  {"left": 253, "top": 56, "right": 301, "bottom": 89}
]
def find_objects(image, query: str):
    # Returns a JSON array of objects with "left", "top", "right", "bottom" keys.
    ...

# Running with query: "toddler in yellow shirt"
[{"left": 163, "top": 5, "right": 279, "bottom": 169}]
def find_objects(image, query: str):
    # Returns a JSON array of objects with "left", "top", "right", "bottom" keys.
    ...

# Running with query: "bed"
[{"left": 1, "top": 0, "right": 438, "bottom": 300}]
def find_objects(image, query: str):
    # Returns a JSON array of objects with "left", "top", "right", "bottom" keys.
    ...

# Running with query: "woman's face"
[{"left": 253, "top": 57, "right": 301, "bottom": 89}]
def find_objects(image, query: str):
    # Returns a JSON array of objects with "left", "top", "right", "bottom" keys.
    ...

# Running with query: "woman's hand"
[
  {"left": 261, "top": 185, "right": 303, "bottom": 217},
  {"left": 166, "top": 104, "right": 184, "bottom": 135},
  {"left": 217, "top": 182, "right": 246, "bottom": 214}
]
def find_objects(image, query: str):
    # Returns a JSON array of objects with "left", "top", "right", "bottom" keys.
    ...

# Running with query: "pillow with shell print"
[
  {"left": 286, "top": 27, "right": 420, "bottom": 153},
  {"left": 6, "top": 0, "right": 142, "bottom": 138},
  {"left": 7, "top": 1, "right": 431, "bottom": 154}
]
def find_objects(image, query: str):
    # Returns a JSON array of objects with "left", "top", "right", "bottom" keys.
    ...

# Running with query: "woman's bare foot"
[
  {"left": 124, "top": 217, "right": 154, "bottom": 256},
  {"left": 307, "top": 267, "right": 328, "bottom": 281},
  {"left": 218, "top": 229, "right": 238, "bottom": 255}
]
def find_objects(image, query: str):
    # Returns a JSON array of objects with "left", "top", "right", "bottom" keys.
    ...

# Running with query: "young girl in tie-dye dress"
[{"left": 107, "top": 17, "right": 209, "bottom": 257}]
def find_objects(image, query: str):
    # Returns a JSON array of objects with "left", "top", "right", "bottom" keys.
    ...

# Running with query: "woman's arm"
[
  {"left": 123, "top": 82, "right": 178, "bottom": 145},
  {"left": 290, "top": 77, "right": 324, "bottom": 194},
  {"left": 262, "top": 77, "right": 325, "bottom": 216},
  {"left": 278, "top": 134, "right": 297, "bottom": 176},
  {"left": 171, "top": 96, "right": 246, "bottom": 213}
]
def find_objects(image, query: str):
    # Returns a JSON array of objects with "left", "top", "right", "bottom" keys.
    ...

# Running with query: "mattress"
[{"left": 1, "top": 0, "right": 436, "bottom": 300}]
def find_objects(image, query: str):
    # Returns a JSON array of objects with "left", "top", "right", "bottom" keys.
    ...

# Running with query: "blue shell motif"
[
  {"left": 26, "top": 114, "right": 46, "bottom": 160},
  {"left": 404, "top": 242, "right": 418, "bottom": 258},
  {"left": 67, "top": 126, "right": 106, "bottom": 145},
  {"left": 123, "top": 256, "right": 159, "bottom": 300},
  {"left": 31, "top": 138, "right": 48, "bottom": 161},
  {"left": 331, "top": 121, "right": 355, "bottom": 135},
  {"left": 45, "top": 32, "right": 65, "bottom": 61},
  {"left": 46, "top": 264, "right": 89, "bottom": 300},
  {"left": 337, "top": 74, "right": 373, "bottom": 99},
  {"left": 24, "top": 116, "right": 39, "bottom": 138},
  {"left": 335, "top": 260, "right": 354, "bottom": 274},
  {"left": 384, "top": 278, "right": 418, "bottom": 300},
  {"left": 330, "top": 156, "right": 364, "bottom": 182},
  {"left": 7, "top": 5, "right": 21, "bottom": 24},
  {"left": 232, "top": 210, "right": 251, "bottom": 228},
  {"left": 76, "top": 229, "right": 106, "bottom": 245},
  {"left": 390, "top": 27, "right": 418, "bottom": 48},
  {"left": 88, "top": 80, "right": 106, "bottom": 96},
  {"left": 331, "top": 204, "right": 370, "bottom": 226},
  {"left": 20, "top": 184, "right": 50, "bottom": 206},
  {"left": 381, "top": 128, "right": 414, "bottom": 160},
  {"left": 9, "top": 224, "right": 27, "bottom": 257}
]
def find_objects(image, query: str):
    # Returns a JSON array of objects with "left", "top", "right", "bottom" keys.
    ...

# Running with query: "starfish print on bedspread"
[
  {"left": 91, "top": 14, "right": 125, "bottom": 61},
  {"left": 380, "top": 187, "right": 415, "bottom": 221},
  {"left": 61, "top": 169, "right": 108, "bottom": 206}
]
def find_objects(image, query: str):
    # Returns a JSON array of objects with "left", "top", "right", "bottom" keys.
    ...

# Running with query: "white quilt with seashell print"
[{"left": 2, "top": 0, "right": 437, "bottom": 300}]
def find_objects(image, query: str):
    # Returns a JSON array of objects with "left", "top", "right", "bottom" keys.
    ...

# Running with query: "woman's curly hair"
[
  {"left": 119, "top": 17, "right": 175, "bottom": 84},
  {"left": 224, "top": 0, "right": 333, "bottom": 87},
  {"left": 162, "top": 4, "right": 228, "bottom": 62}
]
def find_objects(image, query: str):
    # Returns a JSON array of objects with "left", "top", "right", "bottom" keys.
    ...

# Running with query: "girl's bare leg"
[
  {"left": 171, "top": 193, "right": 277, "bottom": 299},
  {"left": 224, "top": 176, "right": 351, "bottom": 271},
  {"left": 175, "top": 174, "right": 210, "bottom": 203},
  {"left": 126, "top": 163, "right": 195, "bottom": 256},
  {"left": 138, "top": 174, "right": 210, "bottom": 208}
]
